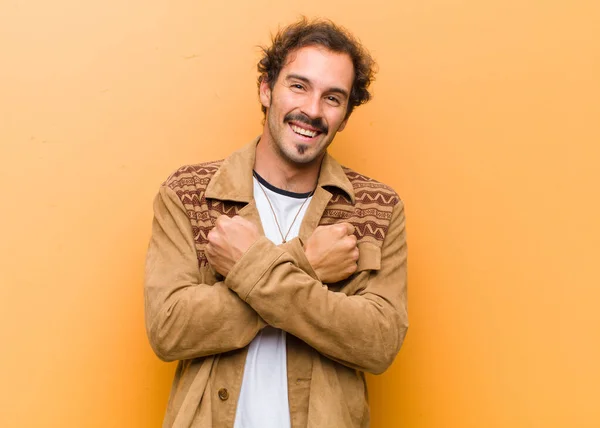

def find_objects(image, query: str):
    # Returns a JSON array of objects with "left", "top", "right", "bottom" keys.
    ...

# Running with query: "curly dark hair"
[{"left": 257, "top": 17, "right": 377, "bottom": 119}]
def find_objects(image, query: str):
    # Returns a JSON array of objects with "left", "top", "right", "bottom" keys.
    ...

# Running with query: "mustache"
[{"left": 284, "top": 113, "right": 328, "bottom": 134}]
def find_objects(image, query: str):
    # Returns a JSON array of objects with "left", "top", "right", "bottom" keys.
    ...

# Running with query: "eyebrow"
[{"left": 286, "top": 73, "right": 350, "bottom": 100}]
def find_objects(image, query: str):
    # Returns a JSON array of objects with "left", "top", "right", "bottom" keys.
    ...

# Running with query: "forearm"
[
  {"left": 145, "top": 276, "right": 264, "bottom": 362},
  {"left": 226, "top": 203, "right": 408, "bottom": 374},
  {"left": 144, "top": 186, "right": 264, "bottom": 362}
]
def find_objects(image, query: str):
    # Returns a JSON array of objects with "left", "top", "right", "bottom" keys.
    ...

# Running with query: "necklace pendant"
[{"left": 282, "top": 239, "right": 286, "bottom": 244}]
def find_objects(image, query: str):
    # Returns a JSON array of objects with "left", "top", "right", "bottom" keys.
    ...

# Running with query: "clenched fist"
[
  {"left": 206, "top": 215, "right": 260, "bottom": 277},
  {"left": 304, "top": 222, "right": 359, "bottom": 283}
]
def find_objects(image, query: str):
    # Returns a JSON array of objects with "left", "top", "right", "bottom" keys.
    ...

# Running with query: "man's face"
[{"left": 259, "top": 46, "right": 354, "bottom": 167}]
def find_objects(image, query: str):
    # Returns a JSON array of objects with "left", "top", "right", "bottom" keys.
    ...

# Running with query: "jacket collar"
[{"left": 204, "top": 137, "right": 355, "bottom": 203}]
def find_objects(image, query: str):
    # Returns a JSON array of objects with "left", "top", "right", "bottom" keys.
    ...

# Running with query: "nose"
[{"left": 300, "top": 93, "right": 323, "bottom": 119}]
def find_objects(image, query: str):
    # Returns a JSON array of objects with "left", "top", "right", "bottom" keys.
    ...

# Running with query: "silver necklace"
[{"left": 254, "top": 172, "right": 313, "bottom": 244}]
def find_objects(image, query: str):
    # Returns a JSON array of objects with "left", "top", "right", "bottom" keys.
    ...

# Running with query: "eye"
[
  {"left": 291, "top": 83, "right": 305, "bottom": 91},
  {"left": 326, "top": 95, "right": 341, "bottom": 105}
]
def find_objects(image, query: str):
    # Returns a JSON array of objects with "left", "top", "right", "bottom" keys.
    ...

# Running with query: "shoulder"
[
  {"left": 163, "top": 159, "right": 224, "bottom": 192},
  {"left": 341, "top": 166, "right": 401, "bottom": 208},
  {"left": 322, "top": 166, "right": 403, "bottom": 246}
]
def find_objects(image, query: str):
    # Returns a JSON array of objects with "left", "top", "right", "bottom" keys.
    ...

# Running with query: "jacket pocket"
[{"left": 356, "top": 242, "right": 381, "bottom": 272}]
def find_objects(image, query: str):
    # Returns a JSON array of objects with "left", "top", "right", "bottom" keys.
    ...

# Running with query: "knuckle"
[
  {"left": 334, "top": 223, "right": 346, "bottom": 234},
  {"left": 343, "top": 236, "right": 356, "bottom": 249}
]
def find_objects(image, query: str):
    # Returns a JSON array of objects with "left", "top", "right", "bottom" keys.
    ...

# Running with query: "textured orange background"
[{"left": 1, "top": 1, "right": 599, "bottom": 427}]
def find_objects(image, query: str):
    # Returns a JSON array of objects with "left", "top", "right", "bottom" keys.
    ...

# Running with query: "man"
[{"left": 145, "top": 18, "right": 408, "bottom": 428}]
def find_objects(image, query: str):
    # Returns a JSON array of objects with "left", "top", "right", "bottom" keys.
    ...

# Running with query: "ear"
[{"left": 259, "top": 77, "right": 271, "bottom": 109}]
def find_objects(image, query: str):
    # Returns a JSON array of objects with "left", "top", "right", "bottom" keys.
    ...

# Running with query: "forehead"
[{"left": 280, "top": 46, "right": 354, "bottom": 92}]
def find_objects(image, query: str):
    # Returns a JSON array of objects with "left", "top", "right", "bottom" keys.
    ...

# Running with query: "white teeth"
[{"left": 291, "top": 124, "right": 317, "bottom": 138}]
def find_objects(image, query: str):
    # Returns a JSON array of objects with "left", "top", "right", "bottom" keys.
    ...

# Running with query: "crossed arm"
[{"left": 144, "top": 185, "right": 407, "bottom": 373}]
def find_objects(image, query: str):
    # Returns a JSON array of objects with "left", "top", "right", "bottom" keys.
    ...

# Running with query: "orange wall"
[{"left": 1, "top": 1, "right": 599, "bottom": 427}]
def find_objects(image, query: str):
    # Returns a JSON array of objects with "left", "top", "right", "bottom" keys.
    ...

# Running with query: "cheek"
[{"left": 327, "top": 112, "right": 347, "bottom": 129}]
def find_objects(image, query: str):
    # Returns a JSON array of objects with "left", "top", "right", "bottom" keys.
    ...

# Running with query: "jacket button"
[{"left": 218, "top": 388, "right": 229, "bottom": 401}]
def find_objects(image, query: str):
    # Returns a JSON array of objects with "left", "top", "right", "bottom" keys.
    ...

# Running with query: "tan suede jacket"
[{"left": 144, "top": 139, "right": 408, "bottom": 428}]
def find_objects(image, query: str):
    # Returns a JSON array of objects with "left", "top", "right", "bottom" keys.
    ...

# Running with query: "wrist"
[{"left": 302, "top": 245, "right": 323, "bottom": 280}]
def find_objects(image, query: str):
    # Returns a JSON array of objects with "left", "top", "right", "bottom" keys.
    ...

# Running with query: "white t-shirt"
[{"left": 233, "top": 172, "right": 313, "bottom": 428}]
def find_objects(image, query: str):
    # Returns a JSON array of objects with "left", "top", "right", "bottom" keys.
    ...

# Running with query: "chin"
[{"left": 282, "top": 144, "right": 322, "bottom": 165}]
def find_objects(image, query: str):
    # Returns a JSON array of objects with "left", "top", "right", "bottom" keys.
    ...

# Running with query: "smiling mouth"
[{"left": 289, "top": 123, "right": 322, "bottom": 138}]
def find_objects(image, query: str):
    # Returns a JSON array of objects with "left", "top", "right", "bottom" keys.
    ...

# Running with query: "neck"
[{"left": 254, "top": 138, "right": 322, "bottom": 194}]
